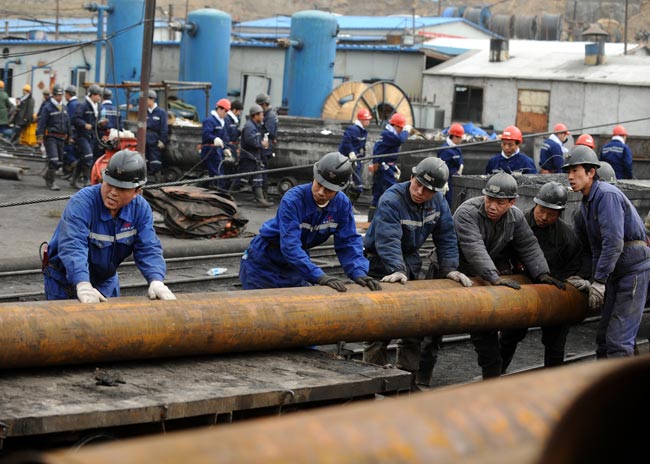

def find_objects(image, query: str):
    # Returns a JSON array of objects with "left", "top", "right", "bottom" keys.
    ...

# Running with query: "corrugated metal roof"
[{"left": 423, "top": 38, "right": 649, "bottom": 86}]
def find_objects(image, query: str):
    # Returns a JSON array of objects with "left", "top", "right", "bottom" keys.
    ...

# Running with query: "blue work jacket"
[
  {"left": 539, "top": 137, "right": 565, "bottom": 173},
  {"left": 364, "top": 181, "right": 459, "bottom": 277},
  {"left": 338, "top": 122, "right": 368, "bottom": 158},
  {"left": 37, "top": 98, "right": 70, "bottom": 138},
  {"left": 45, "top": 185, "right": 166, "bottom": 298},
  {"left": 438, "top": 142, "right": 463, "bottom": 176},
  {"left": 600, "top": 139, "right": 633, "bottom": 179},
  {"left": 485, "top": 151, "right": 537, "bottom": 175},
  {"left": 146, "top": 105, "right": 168, "bottom": 146},
  {"left": 200, "top": 111, "right": 229, "bottom": 159},
  {"left": 372, "top": 124, "right": 409, "bottom": 164},
  {"left": 573, "top": 180, "right": 650, "bottom": 282},
  {"left": 72, "top": 97, "right": 99, "bottom": 139}
]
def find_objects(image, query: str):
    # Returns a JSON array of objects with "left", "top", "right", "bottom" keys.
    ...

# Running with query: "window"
[{"left": 452, "top": 85, "right": 483, "bottom": 123}]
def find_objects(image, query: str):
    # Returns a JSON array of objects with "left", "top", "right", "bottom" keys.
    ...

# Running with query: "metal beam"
[{"left": 0, "top": 277, "right": 587, "bottom": 369}]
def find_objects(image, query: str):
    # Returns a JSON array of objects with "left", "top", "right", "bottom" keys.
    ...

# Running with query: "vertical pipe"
[
  {"left": 624, "top": 0, "right": 628, "bottom": 55},
  {"left": 95, "top": 8, "right": 104, "bottom": 82},
  {"left": 136, "top": 0, "right": 156, "bottom": 155}
]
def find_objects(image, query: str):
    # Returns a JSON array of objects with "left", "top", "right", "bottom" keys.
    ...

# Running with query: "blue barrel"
[
  {"left": 105, "top": 0, "right": 145, "bottom": 107},
  {"left": 179, "top": 9, "right": 231, "bottom": 121},
  {"left": 285, "top": 11, "right": 338, "bottom": 117}
]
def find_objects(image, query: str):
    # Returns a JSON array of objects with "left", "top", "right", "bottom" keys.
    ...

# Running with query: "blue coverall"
[
  {"left": 73, "top": 96, "right": 102, "bottom": 167},
  {"left": 485, "top": 151, "right": 537, "bottom": 175},
  {"left": 64, "top": 97, "right": 79, "bottom": 169},
  {"left": 363, "top": 181, "right": 460, "bottom": 375},
  {"left": 239, "top": 183, "right": 369, "bottom": 289},
  {"left": 574, "top": 180, "right": 650, "bottom": 357},
  {"left": 437, "top": 140, "right": 463, "bottom": 206},
  {"left": 338, "top": 121, "right": 368, "bottom": 194},
  {"left": 100, "top": 99, "right": 120, "bottom": 135},
  {"left": 261, "top": 107, "right": 279, "bottom": 189},
  {"left": 43, "top": 184, "right": 166, "bottom": 300},
  {"left": 371, "top": 124, "right": 409, "bottom": 206},
  {"left": 146, "top": 104, "right": 169, "bottom": 175},
  {"left": 236, "top": 118, "right": 265, "bottom": 189},
  {"left": 200, "top": 110, "right": 229, "bottom": 186},
  {"left": 37, "top": 98, "right": 71, "bottom": 170},
  {"left": 539, "top": 136, "right": 565, "bottom": 173},
  {"left": 600, "top": 138, "right": 633, "bottom": 179}
]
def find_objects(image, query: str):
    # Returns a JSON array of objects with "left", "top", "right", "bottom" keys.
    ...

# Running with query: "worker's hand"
[
  {"left": 36, "top": 136, "right": 43, "bottom": 144},
  {"left": 537, "top": 273, "right": 566, "bottom": 290},
  {"left": 566, "top": 276, "right": 591, "bottom": 292},
  {"left": 589, "top": 281, "right": 606, "bottom": 310},
  {"left": 76, "top": 281, "right": 107, "bottom": 304},
  {"left": 213, "top": 137, "right": 224, "bottom": 148},
  {"left": 85, "top": 123, "right": 92, "bottom": 130},
  {"left": 354, "top": 275, "right": 382, "bottom": 291},
  {"left": 317, "top": 274, "right": 347, "bottom": 292},
  {"left": 381, "top": 271, "right": 408, "bottom": 285},
  {"left": 458, "top": 164, "right": 464, "bottom": 176},
  {"left": 148, "top": 280, "right": 177, "bottom": 300},
  {"left": 157, "top": 140, "right": 165, "bottom": 150},
  {"left": 493, "top": 277, "right": 521, "bottom": 290},
  {"left": 348, "top": 152, "right": 357, "bottom": 162},
  {"left": 261, "top": 139, "right": 269, "bottom": 149},
  {"left": 394, "top": 166, "right": 401, "bottom": 181},
  {"left": 403, "top": 124, "right": 413, "bottom": 134},
  {"left": 368, "top": 163, "right": 378, "bottom": 174},
  {"left": 223, "top": 148, "right": 234, "bottom": 163},
  {"left": 446, "top": 270, "right": 473, "bottom": 287}
]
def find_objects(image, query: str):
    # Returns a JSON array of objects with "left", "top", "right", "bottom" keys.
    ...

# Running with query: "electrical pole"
[{"left": 136, "top": 0, "right": 156, "bottom": 156}]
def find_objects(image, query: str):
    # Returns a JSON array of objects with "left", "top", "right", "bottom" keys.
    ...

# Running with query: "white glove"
[
  {"left": 588, "top": 281, "right": 606, "bottom": 310},
  {"left": 446, "top": 270, "right": 473, "bottom": 287},
  {"left": 442, "top": 182, "right": 449, "bottom": 194},
  {"left": 458, "top": 164, "right": 464, "bottom": 176},
  {"left": 157, "top": 140, "right": 165, "bottom": 150},
  {"left": 403, "top": 124, "right": 412, "bottom": 134},
  {"left": 394, "top": 165, "right": 401, "bottom": 181},
  {"left": 380, "top": 271, "right": 408, "bottom": 284},
  {"left": 566, "top": 276, "right": 591, "bottom": 292},
  {"left": 148, "top": 280, "right": 177, "bottom": 300},
  {"left": 76, "top": 281, "right": 107, "bottom": 304},
  {"left": 348, "top": 152, "right": 357, "bottom": 162},
  {"left": 223, "top": 148, "right": 233, "bottom": 160},
  {"left": 213, "top": 137, "right": 224, "bottom": 148}
]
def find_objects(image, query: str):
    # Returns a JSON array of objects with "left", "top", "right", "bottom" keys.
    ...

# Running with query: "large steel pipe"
[
  {"left": 35, "top": 356, "right": 650, "bottom": 464},
  {"left": 0, "top": 277, "right": 587, "bottom": 368}
]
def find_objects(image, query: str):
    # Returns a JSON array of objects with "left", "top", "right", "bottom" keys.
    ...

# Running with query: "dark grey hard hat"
[
  {"left": 103, "top": 150, "right": 147, "bottom": 189},
  {"left": 562, "top": 145, "right": 601, "bottom": 170},
  {"left": 534, "top": 181, "right": 568, "bottom": 210},
  {"left": 412, "top": 157, "right": 449, "bottom": 192},
  {"left": 87, "top": 84, "right": 102, "bottom": 96},
  {"left": 255, "top": 93, "right": 271, "bottom": 105},
  {"left": 482, "top": 172, "right": 519, "bottom": 199},
  {"left": 249, "top": 103, "right": 264, "bottom": 116},
  {"left": 313, "top": 152, "right": 352, "bottom": 192},
  {"left": 64, "top": 85, "right": 76, "bottom": 95}
]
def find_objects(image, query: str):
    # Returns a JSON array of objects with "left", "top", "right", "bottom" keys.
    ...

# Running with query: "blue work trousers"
[
  {"left": 45, "top": 137, "right": 65, "bottom": 170},
  {"left": 371, "top": 165, "right": 398, "bottom": 207}
]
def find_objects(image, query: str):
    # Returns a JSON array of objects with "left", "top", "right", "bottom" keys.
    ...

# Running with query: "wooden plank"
[{"left": 0, "top": 350, "right": 411, "bottom": 438}]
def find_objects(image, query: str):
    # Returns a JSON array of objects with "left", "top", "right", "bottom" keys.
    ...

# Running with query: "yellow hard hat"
[
  {"left": 0, "top": 80, "right": 4, "bottom": 89},
  {"left": 23, "top": 84, "right": 31, "bottom": 92}
]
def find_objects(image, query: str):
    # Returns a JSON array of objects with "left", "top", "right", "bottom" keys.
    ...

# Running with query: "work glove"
[
  {"left": 394, "top": 165, "right": 401, "bottom": 181},
  {"left": 537, "top": 273, "right": 566, "bottom": 290},
  {"left": 76, "top": 281, "right": 107, "bottom": 304},
  {"left": 223, "top": 148, "right": 234, "bottom": 163},
  {"left": 403, "top": 124, "right": 413, "bottom": 134},
  {"left": 589, "top": 281, "right": 606, "bottom": 310},
  {"left": 458, "top": 164, "right": 464, "bottom": 176},
  {"left": 381, "top": 271, "right": 408, "bottom": 285},
  {"left": 354, "top": 275, "right": 382, "bottom": 291},
  {"left": 317, "top": 274, "right": 347, "bottom": 292},
  {"left": 492, "top": 277, "right": 521, "bottom": 290},
  {"left": 157, "top": 140, "right": 165, "bottom": 150},
  {"left": 213, "top": 137, "right": 224, "bottom": 148},
  {"left": 348, "top": 152, "right": 357, "bottom": 162},
  {"left": 566, "top": 276, "right": 591, "bottom": 292},
  {"left": 148, "top": 280, "right": 177, "bottom": 300},
  {"left": 446, "top": 270, "right": 473, "bottom": 287},
  {"left": 441, "top": 182, "right": 449, "bottom": 194}
]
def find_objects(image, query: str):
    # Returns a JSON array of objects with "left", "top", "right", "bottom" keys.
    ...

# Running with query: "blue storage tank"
[
  {"left": 179, "top": 9, "right": 231, "bottom": 121},
  {"left": 284, "top": 11, "right": 338, "bottom": 117},
  {"left": 105, "top": 0, "right": 145, "bottom": 107}
]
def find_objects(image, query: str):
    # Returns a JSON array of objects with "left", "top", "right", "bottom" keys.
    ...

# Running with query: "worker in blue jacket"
[
  {"left": 539, "top": 123, "right": 570, "bottom": 173},
  {"left": 485, "top": 125, "right": 537, "bottom": 175},
  {"left": 437, "top": 122, "right": 465, "bottom": 207},
  {"left": 36, "top": 84, "right": 71, "bottom": 191},
  {"left": 71, "top": 84, "right": 103, "bottom": 189},
  {"left": 200, "top": 98, "right": 231, "bottom": 189},
  {"left": 362, "top": 157, "right": 472, "bottom": 389},
  {"left": 564, "top": 145, "right": 650, "bottom": 357},
  {"left": 600, "top": 125, "right": 633, "bottom": 179},
  {"left": 145, "top": 90, "right": 169, "bottom": 183},
  {"left": 222, "top": 100, "right": 243, "bottom": 189},
  {"left": 257, "top": 93, "right": 278, "bottom": 195},
  {"left": 240, "top": 152, "right": 381, "bottom": 292},
  {"left": 43, "top": 150, "right": 176, "bottom": 303},
  {"left": 62, "top": 85, "right": 79, "bottom": 179},
  {"left": 99, "top": 88, "right": 120, "bottom": 137},
  {"left": 338, "top": 108, "right": 372, "bottom": 209},
  {"left": 369, "top": 112, "right": 412, "bottom": 221}
]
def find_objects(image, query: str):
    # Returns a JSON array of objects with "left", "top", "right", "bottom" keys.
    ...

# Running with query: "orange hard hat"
[
  {"left": 501, "top": 125, "right": 523, "bottom": 143},
  {"left": 216, "top": 98, "right": 231, "bottom": 111},
  {"left": 613, "top": 125, "right": 628, "bottom": 136},
  {"left": 553, "top": 123, "right": 569, "bottom": 134},
  {"left": 448, "top": 123, "right": 465, "bottom": 137},
  {"left": 576, "top": 133, "right": 595, "bottom": 149},
  {"left": 357, "top": 108, "right": 372, "bottom": 121},
  {"left": 389, "top": 113, "right": 406, "bottom": 128},
  {"left": 0, "top": 80, "right": 4, "bottom": 89}
]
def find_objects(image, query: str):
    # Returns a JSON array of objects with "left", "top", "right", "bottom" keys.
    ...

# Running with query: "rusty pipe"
[
  {"left": 0, "top": 276, "right": 587, "bottom": 369},
  {"left": 34, "top": 356, "right": 650, "bottom": 464}
]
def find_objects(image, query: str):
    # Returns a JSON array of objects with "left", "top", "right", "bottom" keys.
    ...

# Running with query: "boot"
[
  {"left": 69, "top": 163, "right": 82, "bottom": 188},
  {"left": 79, "top": 164, "right": 91, "bottom": 188},
  {"left": 43, "top": 168, "right": 61, "bottom": 191},
  {"left": 253, "top": 187, "right": 273, "bottom": 207},
  {"left": 367, "top": 206, "right": 376, "bottom": 223}
]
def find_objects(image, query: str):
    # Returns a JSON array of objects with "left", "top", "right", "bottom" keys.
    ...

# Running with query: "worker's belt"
[
  {"left": 624, "top": 240, "right": 647, "bottom": 248},
  {"left": 45, "top": 132, "right": 67, "bottom": 139}
]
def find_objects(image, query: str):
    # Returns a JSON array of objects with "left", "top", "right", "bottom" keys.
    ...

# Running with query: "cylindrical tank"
[
  {"left": 179, "top": 9, "right": 231, "bottom": 121},
  {"left": 285, "top": 11, "right": 338, "bottom": 117},
  {"left": 105, "top": 0, "right": 145, "bottom": 107}
]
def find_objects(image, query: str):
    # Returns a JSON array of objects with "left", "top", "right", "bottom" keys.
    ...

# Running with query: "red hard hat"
[
  {"left": 501, "top": 125, "right": 523, "bottom": 143},
  {"left": 216, "top": 98, "right": 231, "bottom": 111},
  {"left": 613, "top": 125, "right": 628, "bottom": 136},
  {"left": 553, "top": 123, "right": 569, "bottom": 133},
  {"left": 389, "top": 113, "right": 406, "bottom": 128},
  {"left": 576, "top": 133, "right": 595, "bottom": 149},
  {"left": 448, "top": 123, "right": 465, "bottom": 137},
  {"left": 357, "top": 108, "right": 372, "bottom": 121}
]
